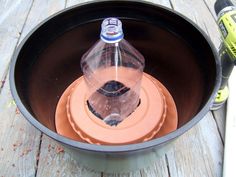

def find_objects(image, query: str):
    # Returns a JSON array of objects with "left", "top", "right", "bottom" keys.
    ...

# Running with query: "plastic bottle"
[{"left": 81, "top": 17, "right": 145, "bottom": 126}]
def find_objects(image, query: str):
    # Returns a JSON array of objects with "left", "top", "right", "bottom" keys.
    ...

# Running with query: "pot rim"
[{"left": 9, "top": 0, "right": 221, "bottom": 153}]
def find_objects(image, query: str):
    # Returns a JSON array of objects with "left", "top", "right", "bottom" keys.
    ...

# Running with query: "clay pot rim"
[{"left": 9, "top": 0, "right": 221, "bottom": 153}]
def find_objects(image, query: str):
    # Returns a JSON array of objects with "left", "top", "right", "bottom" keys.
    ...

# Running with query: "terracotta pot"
[
  {"left": 55, "top": 73, "right": 177, "bottom": 145},
  {"left": 10, "top": 0, "right": 220, "bottom": 172}
]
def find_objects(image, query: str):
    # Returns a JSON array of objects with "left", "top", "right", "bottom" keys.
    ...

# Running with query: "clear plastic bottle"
[{"left": 81, "top": 18, "right": 145, "bottom": 126}]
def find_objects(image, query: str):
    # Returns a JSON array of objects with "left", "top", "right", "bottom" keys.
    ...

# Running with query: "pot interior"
[{"left": 14, "top": 1, "right": 217, "bottom": 142}]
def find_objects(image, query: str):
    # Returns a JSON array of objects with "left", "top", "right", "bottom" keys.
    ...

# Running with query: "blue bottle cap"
[{"left": 100, "top": 18, "right": 124, "bottom": 43}]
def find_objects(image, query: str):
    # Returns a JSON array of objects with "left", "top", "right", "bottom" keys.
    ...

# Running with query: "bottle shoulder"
[
  {"left": 81, "top": 39, "right": 145, "bottom": 68},
  {"left": 118, "top": 39, "right": 145, "bottom": 64}
]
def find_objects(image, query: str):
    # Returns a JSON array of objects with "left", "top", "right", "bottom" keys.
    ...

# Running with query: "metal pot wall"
[{"left": 10, "top": 0, "right": 220, "bottom": 173}]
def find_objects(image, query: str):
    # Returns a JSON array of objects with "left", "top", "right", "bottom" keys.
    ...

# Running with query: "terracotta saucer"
[{"left": 55, "top": 73, "right": 178, "bottom": 144}]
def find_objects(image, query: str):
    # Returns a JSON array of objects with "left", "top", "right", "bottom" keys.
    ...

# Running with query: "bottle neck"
[{"left": 100, "top": 18, "right": 124, "bottom": 43}]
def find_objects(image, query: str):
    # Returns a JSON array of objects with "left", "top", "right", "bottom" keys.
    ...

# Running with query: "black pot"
[{"left": 10, "top": 0, "right": 220, "bottom": 172}]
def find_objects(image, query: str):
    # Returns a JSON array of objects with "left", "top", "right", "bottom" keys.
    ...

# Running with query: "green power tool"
[{"left": 212, "top": 0, "right": 236, "bottom": 110}]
